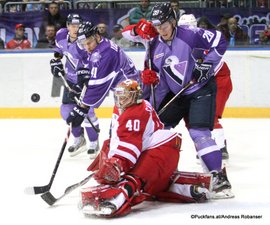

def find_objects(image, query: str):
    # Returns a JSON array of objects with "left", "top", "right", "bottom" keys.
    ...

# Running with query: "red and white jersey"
[
  {"left": 108, "top": 100, "right": 181, "bottom": 166},
  {"left": 6, "top": 39, "right": 31, "bottom": 49}
]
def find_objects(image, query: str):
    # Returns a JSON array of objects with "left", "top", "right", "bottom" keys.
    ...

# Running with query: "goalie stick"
[
  {"left": 24, "top": 126, "right": 71, "bottom": 195},
  {"left": 41, "top": 172, "right": 95, "bottom": 206},
  {"left": 59, "top": 73, "right": 100, "bottom": 134}
]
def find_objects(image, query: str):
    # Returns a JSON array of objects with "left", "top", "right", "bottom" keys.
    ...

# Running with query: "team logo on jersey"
[
  {"left": 90, "top": 51, "right": 101, "bottom": 63},
  {"left": 162, "top": 55, "right": 187, "bottom": 85}
]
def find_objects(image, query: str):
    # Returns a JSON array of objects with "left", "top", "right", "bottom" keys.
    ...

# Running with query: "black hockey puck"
[{"left": 31, "top": 93, "right": 40, "bottom": 102}]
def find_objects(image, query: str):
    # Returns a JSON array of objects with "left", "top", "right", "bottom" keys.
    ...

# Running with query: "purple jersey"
[
  {"left": 55, "top": 28, "right": 87, "bottom": 84},
  {"left": 81, "top": 38, "right": 139, "bottom": 108},
  {"left": 147, "top": 26, "right": 227, "bottom": 109}
]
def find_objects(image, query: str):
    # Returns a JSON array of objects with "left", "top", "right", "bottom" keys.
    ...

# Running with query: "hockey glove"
[
  {"left": 76, "top": 68, "right": 91, "bottom": 86},
  {"left": 66, "top": 105, "right": 89, "bottom": 127},
  {"left": 134, "top": 19, "right": 158, "bottom": 40},
  {"left": 94, "top": 157, "right": 126, "bottom": 184},
  {"left": 50, "top": 58, "right": 64, "bottom": 77},
  {"left": 141, "top": 69, "right": 159, "bottom": 85},
  {"left": 68, "top": 83, "right": 83, "bottom": 102},
  {"left": 192, "top": 63, "right": 212, "bottom": 83}
]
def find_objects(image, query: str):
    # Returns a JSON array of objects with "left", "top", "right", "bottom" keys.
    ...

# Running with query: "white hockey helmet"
[
  {"left": 178, "top": 14, "right": 197, "bottom": 27},
  {"left": 114, "top": 79, "right": 142, "bottom": 112}
]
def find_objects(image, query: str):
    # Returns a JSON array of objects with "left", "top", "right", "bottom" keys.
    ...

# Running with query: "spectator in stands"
[
  {"left": 23, "top": 0, "right": 45, "bottom": 11},
  {"left": 97, "top": 23, "right": 110, "bottom": 38},
  {"left": 170, "top": 0, "right": 185, "bottom": 21},
  {"left": 197, "top": 16, "right": 216, "bottom": 30},
  {"left": 217, "top": 17, "right": 249, "bottom": 46},
  {"left": 110, "top": 24, "right": 133, "bottom": 48},
  {"left": 36, "top": 24, "right": 56, "bottom": 48},
  {"left": 259, "top": 25, "right": 270, "bottom": 44},
  {"left": 0, "top": 37, "right": 4, "bottom": 49},
  {"left": 4, "top": 0, "right": 23, "bottom": 12},
  {"left": 217, "top": 13, "right": 231, "bottom": 27},
  {"left": 257, "top": 0, "right": 268, "bottom": 8},
  {"left": 39, "top": 1, "right": 66, "bottom": 40},
  {"left": 6, "top": 24, "right": 31, "bottom": 49},
  {"left": 0, "top": 0, "right": 5, "bottom": 10},
  {"left": 129, "top": 0, "right": 152, "bottom": 25}
]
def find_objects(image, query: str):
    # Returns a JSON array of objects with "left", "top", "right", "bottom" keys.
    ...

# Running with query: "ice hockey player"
[
  {"left": 178, "top": 14, "right": 233, "bottom": 160},
  {"left": 79, "top": 79, "right": 212, "bottom": 217},
  {"left": 50, "top": 14, "right": 100, "bottom": 157},
  {"left": 121, "top": 3, "right": 234, "bottom": 198},
  {"left": 65, "top": 22, "right": 139, "bottom": 131}
]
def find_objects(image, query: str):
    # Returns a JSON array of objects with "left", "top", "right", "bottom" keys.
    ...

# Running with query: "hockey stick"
[
  {"left": 158, "top": 80, "right": 195, "bottom": 116},
  {"left": 41, "top": 172, "right": 95, "bottom": 206},
  {"left": 59, "top": 74, "right": 100, "bottom": 134},
  {"left": 24, "top": 126, "right": 71, "bottom": 195},
  {"left": 147, "top": 42, "right": 156, "bottom": 110}
]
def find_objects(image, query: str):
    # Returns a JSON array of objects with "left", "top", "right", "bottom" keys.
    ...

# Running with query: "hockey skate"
[
  {"left": 211, "top": 167, "right": 234, "bottom": 199},
  {"left": 68, "top": 134, "right": 87, "bottom": 157},
  {"left": 87, "top": 140, "right": 99, "bottom": 159}
]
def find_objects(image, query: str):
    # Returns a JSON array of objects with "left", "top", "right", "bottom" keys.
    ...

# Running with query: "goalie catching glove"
[
  {"left": 141, "top": 69, "right": 159, "bottom": 85},
  {"left": 134, "top": 19, "right": 158, "bottom": 40},
  {"left": 66, "top": 105, "right": 89, "bottom": 127},
  {"left": 192, "top": 62, "right": 212, "bottom": 83},
  {"left": 50, "top": 58, "right": 64, "bottom": 77}
]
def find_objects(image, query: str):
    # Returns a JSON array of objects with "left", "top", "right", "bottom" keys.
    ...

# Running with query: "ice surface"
[{"left": 1, "top": 118, "right": 269, "bottom": 225}]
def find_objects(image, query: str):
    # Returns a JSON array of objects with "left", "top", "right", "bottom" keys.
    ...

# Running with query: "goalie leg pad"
[
  {"left": 172, "top": 171, "right": 213, "bottom": 191},
  {"left": 155, "top": 171, "right": 213, "bottom": 203}
]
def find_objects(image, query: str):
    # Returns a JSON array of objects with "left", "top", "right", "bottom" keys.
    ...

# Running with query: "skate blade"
[
  {"left": 212, "top": 189, "right": 235, "bottom": 199},
  {"left": 69, "top": 146, "right": 87, "bottom": 157},
  {"left": 82, "top": 205, "right": 113, "bottom": 216},
  {"left": 88, "top": 152, "right": 98, "bottom": 160}
]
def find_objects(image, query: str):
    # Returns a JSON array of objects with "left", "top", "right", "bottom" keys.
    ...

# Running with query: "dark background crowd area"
[{"left": 1, "top": 0, "right": 270, "bottom": 50}]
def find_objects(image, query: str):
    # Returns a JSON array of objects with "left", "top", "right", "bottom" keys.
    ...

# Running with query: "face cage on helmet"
[{"left": 114, "top": 87, "right": 138, "bottom": 111}]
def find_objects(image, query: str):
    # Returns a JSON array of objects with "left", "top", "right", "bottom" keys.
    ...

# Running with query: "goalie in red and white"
[{"left": 79, "top": 79, "right": 212, "bottom": 217}]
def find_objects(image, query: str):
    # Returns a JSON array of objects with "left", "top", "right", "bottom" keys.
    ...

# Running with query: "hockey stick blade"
[
  {"left": 24, "top": 185, "right": 50, "bottom": 195},
  {"left": 41, "top": 172, "right": 95, "bottom": 206}
]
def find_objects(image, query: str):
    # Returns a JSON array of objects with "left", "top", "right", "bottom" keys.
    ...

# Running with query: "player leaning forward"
[
  {"left": 65, "top": 22, "right": 139, "bottom": 135},
  {"left": 50, "top": 14, "right": 99, "bottom": 157},
  {"left": 122, "top": 3, "right": 234, "bottom": 198},
  {"left": 79, "top": 79, "right": 212, "bottom": 217}
]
